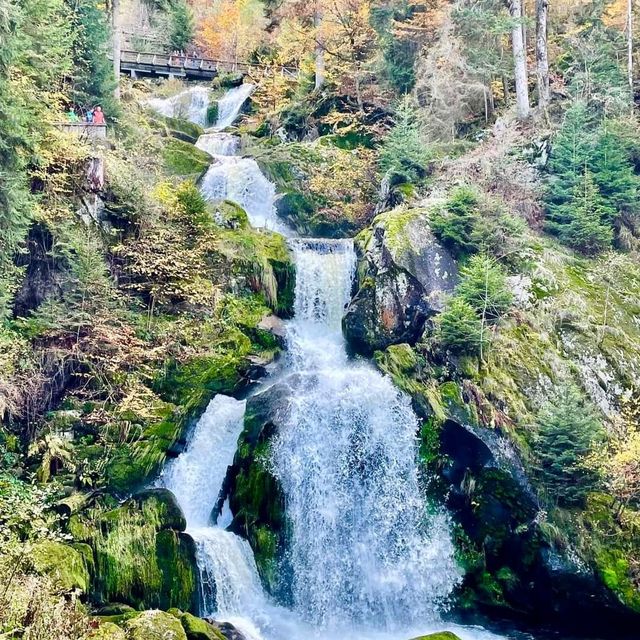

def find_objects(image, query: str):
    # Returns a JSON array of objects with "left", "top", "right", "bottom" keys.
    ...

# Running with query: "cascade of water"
[
  {"left": 146, "top": 86, "right": 211, "bottom": 126},
  {"left": 152, "top": 84, "right": 508, "bottom": 640},
  {"left": 215, "top": 84, "right": 256, "bottom": 130},
  {"left": 272, "top": 239, "right": 462, "bottom": 630}
]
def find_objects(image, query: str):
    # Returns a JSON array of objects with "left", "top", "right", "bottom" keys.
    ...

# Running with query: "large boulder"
[
  {"left": 30, "top": 540, "right": 91, "bottom": 593},
  {"left": 69, "top": 490, "right": 198, "bottom": 612},
  {"left": 125, "top": 610, "right": 187, "bottom": 640},
  {"left": 343, "top": 208, "right": 457, "bottom": 354}
]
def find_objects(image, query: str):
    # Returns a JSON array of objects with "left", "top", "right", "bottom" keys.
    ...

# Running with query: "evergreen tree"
[
  {"left": 456, "top": 254, "right": 513, "bottom": 320},
  {"left": 431, "top": 186, "right": 481, "bottom": 258},
  {"left": 437, "top": 296, "right": 484, "bottom": 356},
  {"left": 545, "top": 101, "right": 594, "bottom": 235},
  {"left": 558, "top": 170, "right": 614, "bottom": 254},
  {"left": 534, "top": 385, "right": 604, "bottom": 506},
  {"left": 379, "top": 95, "right": 430, "bottom": 183},
  {"left": 591, "top": 124, "right": 639, "bottom": 217}
]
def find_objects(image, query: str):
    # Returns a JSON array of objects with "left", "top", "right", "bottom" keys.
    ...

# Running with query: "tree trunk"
[
  {"left": 510, "top": 0, "right": 530, "bottom": 120},
  {"left": 628, "top": 0, "right": 634, "bottom": 91},
  {"left": 536, "top": 0, "right": 550, "bottom": 111},
  {"left": 314, "top": 6, "right": 325, "bottom": 91},
  {"left": 112, "top": 0, "right": 121, "bottom": 100}
]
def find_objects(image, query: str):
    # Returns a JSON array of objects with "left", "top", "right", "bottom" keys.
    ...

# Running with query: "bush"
[
  {"left": 534, "top": 385, "right": 605, "bottom": 506},
  {"left": 456, "top": 254, "right": 513, "bottom": 320},
  {"left": 437, "top": 297, "right": 484, "bottom": 356}
]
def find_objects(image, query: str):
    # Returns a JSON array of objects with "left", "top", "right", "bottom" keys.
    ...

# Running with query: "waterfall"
[
  {"left": 152, "top": 85, "right": 508, "bottom": 640},
  {"left": 272, "top": 239, "right": 461, "bottom": 630},
  {"left": 146, "top": 86, "right": 211, "bottom": 126}
]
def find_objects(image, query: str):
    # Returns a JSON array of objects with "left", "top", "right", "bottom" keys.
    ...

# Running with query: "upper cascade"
[
  {"left": 215, "top": 83, "right": 256, "bottom": 130},
  {"left": 146, "top": 86, "right": 211, "bottom": 126}
]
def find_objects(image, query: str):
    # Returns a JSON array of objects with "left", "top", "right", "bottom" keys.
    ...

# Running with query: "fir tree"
[
  {"left": 437, "top": 296, "right": 484, "bottom": 356},
  {"left": 431, "top": 186, "right": 481, "bottom": 258},
  {"left": 379, "top": 95, "right": 430, "bottom": 183},
  {"left": 534, "top": 385, "right": 604, "bottom": 506},
  {"left": 545, "top": 101, "right": 594, "bottom": 235},
  {"left": 169, "top": 0, "right": 195, "bottom": 53},
  {"left": 559, "top": 170, "right": 614, "bottom": 254},
  {"left": 455, "top": 254, "right": 513, "bottom": 320},
  {"left": 590, "top": 124, "right": 639, "bottom": 218}
]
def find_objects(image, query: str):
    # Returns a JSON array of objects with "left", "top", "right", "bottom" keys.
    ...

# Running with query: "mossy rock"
[
  {"left": 125, "top": 610, "right": 187, "bottom": 640},
  {"left": 152, "top": 115, "right": 204, "bottom": 144},
  {"left": 163, "top": 138, "right": 212, "bottom": 176},
  {"left": 74, "top": 492, "right": 198, "bottom": 611},
  {"left": 180, "top": 612, "right": 226, "bottom": 640},
  {"left": 30, "top": 540, "right": 91, "bottom": 593},
  {"left": 410, "top": 633, "right": 462, "bottom": 640},
  {"left": 206, "top": 101, "right": 219, "bottom": 127},
  {"left": 87, "top": 621, "right": 127, "bottom": 640},
  {"left": 105, "top": 411, "right": 182, "bottom": 495}
]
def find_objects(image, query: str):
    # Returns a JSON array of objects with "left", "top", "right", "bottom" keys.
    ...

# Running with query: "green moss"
[
  {"left": 373, "top": 207, "right": 422, "bottom": 254},
  {"left": 410, "top": 633, "right": 462, "bottom": 640},
  {"left": 206, "top": 101, "right": 219, "bottom": 127},
  {"left": 125, "top": 610, "right": 187, "bottom": 640},
  {"left": 87, "top": 621, "right": 127, "bottom": 640},
  {"left": 74, "top": 495, "right": 197, "bottom": 611},
  {"left": 30, "top": 540, "right": 91, "bottom": 593},
  {"left": 439, "top": 381, "right": 478, "bottom": 426},
  {"left": 163, "top": 138, "right": 212, "bottom": 175},
  {"left": 151, "top": 115, "right": 204, "bottom": 144},
  {"left": 180, "top": 612, "right": 225, "bottom": 640}
]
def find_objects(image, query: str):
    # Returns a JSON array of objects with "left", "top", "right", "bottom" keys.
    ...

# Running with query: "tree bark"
[
  {"left": 112, "top": 0, "right": 121, "bottom": 100},
  {"left": 510, "top": 0, "right": 530, "bottom": 120},
  {"left": 535, "top": 0, "right": 550, "bottom": 111},
  {"left": 314, "top": 5, "right": 325, "bottom": 91}
]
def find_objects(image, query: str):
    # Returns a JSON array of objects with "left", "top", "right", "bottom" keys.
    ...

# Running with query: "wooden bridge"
[{"left": 120, "top": 50, "right": 298, "bottom": 82}]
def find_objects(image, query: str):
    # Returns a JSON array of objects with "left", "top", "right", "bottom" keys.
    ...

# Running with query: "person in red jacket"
[{"left": 92, "top": 106, "right": 106, "bottom": 125}]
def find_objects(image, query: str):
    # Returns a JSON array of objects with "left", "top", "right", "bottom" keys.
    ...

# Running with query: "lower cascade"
[{"left": 157, "top": 86, "right": 505, "bottom": 640}]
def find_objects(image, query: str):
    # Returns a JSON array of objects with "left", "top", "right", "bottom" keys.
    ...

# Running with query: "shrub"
[{"left": 431, "top": 186, "right": 481, "bottom": 257}]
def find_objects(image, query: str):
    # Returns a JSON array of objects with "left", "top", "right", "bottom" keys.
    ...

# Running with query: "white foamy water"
[
  {"left": 215, "top": 83, "right": 256, "bottom": 129},
  {"left": 147, "top": 86, "right": 211, "bottom": 126}
]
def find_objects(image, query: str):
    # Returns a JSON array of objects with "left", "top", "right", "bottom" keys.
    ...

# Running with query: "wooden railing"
[
  {"left": 53, "top": 123, "right": 107, "bottom": 140},
  {"left": 120, "top": 50, "right": 299, "bottom": 79}
]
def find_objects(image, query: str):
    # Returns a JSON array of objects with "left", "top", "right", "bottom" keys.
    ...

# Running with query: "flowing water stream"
[{"left": 155, "top": 85, "right": 514, "bottom": 640}]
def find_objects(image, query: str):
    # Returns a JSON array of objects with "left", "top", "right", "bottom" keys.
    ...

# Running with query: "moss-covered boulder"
[
  {"left": 343, "top": 207, "right": 457, "bottom": 355},
  {"left": 150, "top": 115, "right": 205, "bottom": 144},
  {"left": 163, "top": 138, "right": 212, "bottom": 176},
  {"left": 409, "top": 633, "right": 462, "bottom": 640},
  {"left": 227, "top": 378, "right": 296, "bottom": 595},
  {"left": 70, "top": 490, "right": 198, "bottom": 612},
  {"left": 87, "top": 621, "right": 127, "bottom": 640},
  {"left": 180, "top": 612, "right": 225, "bottom": 640},
  {"left": 30, "top": 540, "right": 91, "bottom": 593},
  {"left": 125, "top": 610, "right": 187, "bottom": 640}
]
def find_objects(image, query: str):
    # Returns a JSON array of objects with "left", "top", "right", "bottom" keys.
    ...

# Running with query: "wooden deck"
[
  {"left": 53, "top": 123, "right": 108, "bottom": 140},
  {"left": 119, "top": 50, "right": 298, "bottom": 81}
]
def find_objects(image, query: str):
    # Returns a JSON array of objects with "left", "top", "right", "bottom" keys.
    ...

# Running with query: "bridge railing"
[{"left": 120, "top": 50, "right": 298, "bottom": 78}]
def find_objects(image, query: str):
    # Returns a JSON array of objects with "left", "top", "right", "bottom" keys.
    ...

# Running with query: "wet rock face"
[{"left": 343, "top": 209, "right": 457, "bottom": 355}]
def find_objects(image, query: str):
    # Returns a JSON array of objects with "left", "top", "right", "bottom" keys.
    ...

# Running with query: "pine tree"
[
  {"left": 379, "top": 94, "right": 430, "bottom": 183},
  {"left": 170, "top": 0, "right": 195, "bottom": 53},
  {"left": 455, "top": 254, "right": 513, "bottom": 320},
  {"left": 545, "top": 101, "right": 594, "bottom": 235},
  {"left": 559, "top": 170, "right": 614, "bottom": 255},
  {"left": 534, "top": 385, "right": 604, "bottom": 506},
  {"left": 431, "top": 186, "right": 481, "bottom": 258},
  {"left": 590, "top": 124, "right": 639, "bottom": 218},
  {"left": 437, "top": 296, "right": 485, "bottom": 356}
]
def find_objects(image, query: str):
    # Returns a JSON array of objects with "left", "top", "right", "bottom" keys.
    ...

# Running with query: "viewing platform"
[
  {"left": 53, "top": 122, "right": 107, "bottom": 140},
  {"left": 119, "top": 50, "right": 298, "bottom": 81}
]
